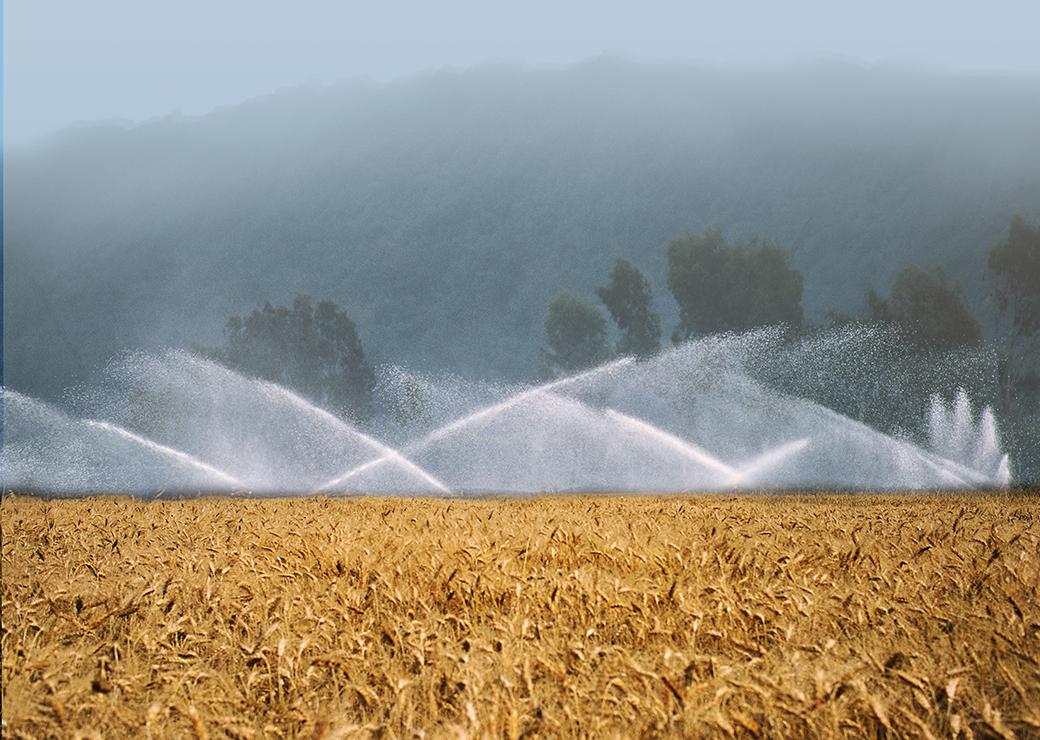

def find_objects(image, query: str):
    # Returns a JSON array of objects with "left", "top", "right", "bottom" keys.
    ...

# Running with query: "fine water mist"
[{"left": 2, "top": 326, "right": 1012, "bottom": 495}]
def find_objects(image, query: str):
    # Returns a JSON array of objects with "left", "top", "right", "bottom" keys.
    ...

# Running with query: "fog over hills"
[{"left": 6, "top": 57, "right": 1040, "bottom": 401}]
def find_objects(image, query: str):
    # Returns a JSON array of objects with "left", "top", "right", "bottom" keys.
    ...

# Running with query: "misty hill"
[{"left": 6, "top": 57, "right": 1040, "bottom": 401}]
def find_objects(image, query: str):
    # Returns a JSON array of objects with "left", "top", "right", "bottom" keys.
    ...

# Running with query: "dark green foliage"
[
  {"left": 596, "top": 259, "right": 661, "bottom": 357},
  {"left": 866, "top": 266, "right": 981, "bottom": 349},
  {"left": 667, "top": 229, "right": 803, "bottom": 341},
  {"left": 540, "top": 291, "right": 611, "bottom": 377},
  {"left": 990, "top": 215, "right": 1040, "bottom": 341},
  {"left": 989, "top": 215, "right": 1040, "bottom": 482},
  {"left": 210, "top": 295, "right": 375, "bottom": 421}
]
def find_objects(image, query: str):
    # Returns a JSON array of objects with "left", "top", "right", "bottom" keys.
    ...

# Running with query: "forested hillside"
[{"left": 6, "top": 57, "right": 1040, "bottom": 400}]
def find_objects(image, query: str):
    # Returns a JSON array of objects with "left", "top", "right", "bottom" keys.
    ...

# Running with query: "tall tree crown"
[
  {"left": 667, "top": 229, "right": 803, "bottom": 341},
  {"left": 217, "top": 294, "right": 375, "bottom": 420},
  {"left": 596, "top": 258, "right": 661, "bottom": 357},
  {"left": 867, "top": 266, "right": 981, "bottom": 349},
  {"left": 540, "top": 290, "right": 611, "bottom": 377}
]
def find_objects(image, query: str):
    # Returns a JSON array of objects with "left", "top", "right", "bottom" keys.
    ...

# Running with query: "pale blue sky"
[{"left": 5, "top": 0, "right": 1040, "bottom": 145}]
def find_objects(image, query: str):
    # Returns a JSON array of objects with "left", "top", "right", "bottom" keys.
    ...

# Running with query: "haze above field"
[
  {"left": 6, "top": 56, "right": 1040, "bottom": 399},
  {"left": 6, "top": 0, "right": 1040, "bottom": 146}
]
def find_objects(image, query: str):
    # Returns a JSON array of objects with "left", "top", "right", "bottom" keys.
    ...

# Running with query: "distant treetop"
[
  {"left": 201, "top": 295, "right": 375, "bottom": 421},
  {"left": 667, "top": 229, "right": 803, "bottom": 341}
]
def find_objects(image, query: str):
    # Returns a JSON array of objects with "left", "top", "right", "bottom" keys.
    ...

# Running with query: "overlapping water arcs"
[{"left": 1, "top": 327, "right": 1012, "bottom": 495}]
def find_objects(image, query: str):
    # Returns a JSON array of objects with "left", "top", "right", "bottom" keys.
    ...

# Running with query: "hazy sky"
[{"left": 5, "top": 0, "right": 1040, "bottom": 145}]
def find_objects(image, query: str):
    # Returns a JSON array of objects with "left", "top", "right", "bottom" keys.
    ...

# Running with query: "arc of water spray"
[
  {"left": 912, "top": 439, "right": 1004, "bottom": 488},
  {"left": 419, "top": 356, "right": 636, "bottom": 446},
  {"left": 84, "top": 420, "right": 248, "bottom": 489},
  {"left": 602, "top": 409, "right": 742, "bottom": 481},
  {"left": 605, "top": 409, "right": 812, "bottom": 487},
  {"left": 259, "top": 381, "right": 452, "bottom": 494},
  {"left": 318, "top": 356, "right": 635, "bottom": 492},
  {"left": 733, "top": 437, "right": 811, "bottom": 484},
  {"left": 919, "top": 453, "right": 965, "bottom": 488},
  {"left": 813, "top": 404, "right": 983, "bottom": 488}
]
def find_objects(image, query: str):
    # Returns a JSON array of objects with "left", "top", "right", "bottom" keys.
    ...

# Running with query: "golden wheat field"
[{"left": 2, "top": 494, "right": 1039, "bottom": 739}]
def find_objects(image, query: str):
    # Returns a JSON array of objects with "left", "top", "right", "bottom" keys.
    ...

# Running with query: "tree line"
[
  {"left": 198, "top": 215, "right": 1038, "bottom": 480},
  {"left": 539, "top": 216, "right": 1039, "bottom": 480}
]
